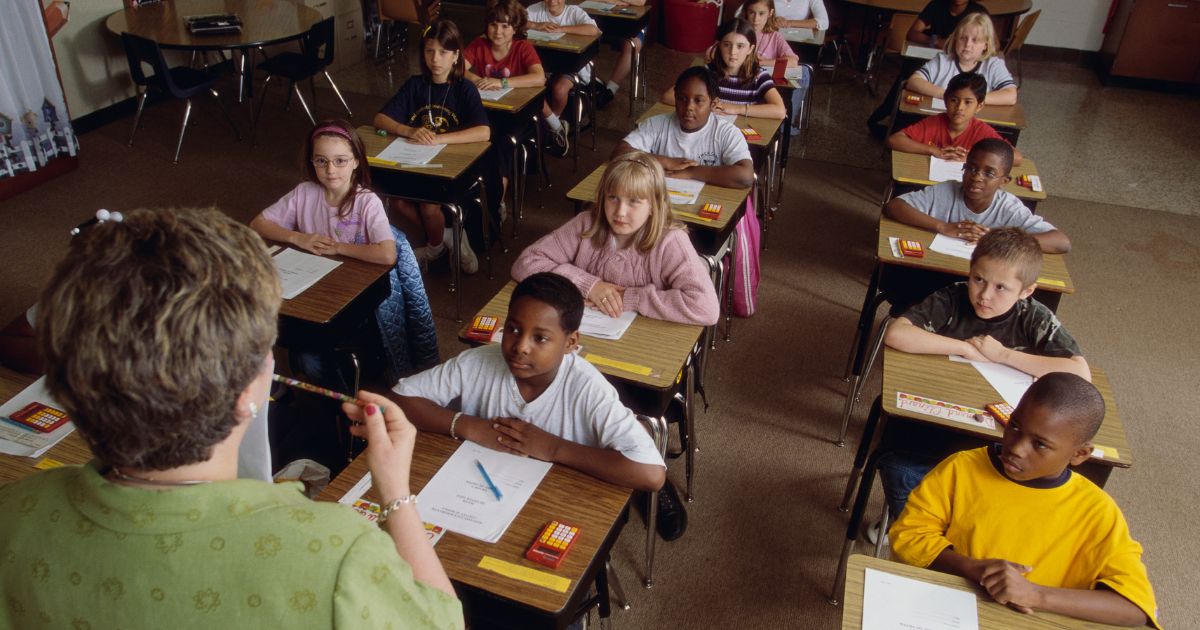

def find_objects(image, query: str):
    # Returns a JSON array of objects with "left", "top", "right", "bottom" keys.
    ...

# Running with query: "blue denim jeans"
[{"left": 878, "top": 450, "right": 942, "bottom": 519}]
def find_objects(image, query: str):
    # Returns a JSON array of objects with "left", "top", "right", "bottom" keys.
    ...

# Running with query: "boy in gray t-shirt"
[{"left": 884, "top": 139, "right": 1071, "bottom": 254}]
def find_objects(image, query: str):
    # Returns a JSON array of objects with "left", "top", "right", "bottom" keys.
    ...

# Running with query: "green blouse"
[{"left": 0, "top": 462, "right": 462, "bottom": 629}]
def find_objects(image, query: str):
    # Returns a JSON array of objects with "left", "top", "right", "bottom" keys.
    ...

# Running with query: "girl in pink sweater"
[{"left": 511, "top": 152, "right": 720, "bottom": 326}]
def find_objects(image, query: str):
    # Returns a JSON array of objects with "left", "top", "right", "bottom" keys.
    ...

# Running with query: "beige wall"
[
  {"left": 46, "top": 0, "right": 137, "bottom": 120},
  {"left": 1024, "top": 0, "right": 1111, "bottom": 51}
]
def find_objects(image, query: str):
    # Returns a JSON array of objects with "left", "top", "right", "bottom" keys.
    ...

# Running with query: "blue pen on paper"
[{"left": 475, "top": 460, "right": 503, "bottom": 500}]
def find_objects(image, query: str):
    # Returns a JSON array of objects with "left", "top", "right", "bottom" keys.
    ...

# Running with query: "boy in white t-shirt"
[
  {"left": 527, "top": 0, "right": 600, "bottom": 156},
  {"left": 614, "top": 66, "right": 755, "bottom": 189},
  {"left": 391, "top": 272, "right": 667, "bottom": 491}
]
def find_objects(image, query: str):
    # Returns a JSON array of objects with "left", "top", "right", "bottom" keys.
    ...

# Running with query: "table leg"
[
  {"left": 843, "top": 261, "right": 882, "bottom": 381},
  {"left": 629, "top": 36, "right": 641, "bottom": 116},
  {"left": 840, "top": 396, "right": 884, "bottom": 511},
  {"left": 446, "top": 202, "right": 464, "bottom": 323}
]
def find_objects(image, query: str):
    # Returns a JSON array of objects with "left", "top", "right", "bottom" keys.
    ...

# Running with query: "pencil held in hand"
[{"left": 272, "top": 374, "right": 367, "bottom": 407}]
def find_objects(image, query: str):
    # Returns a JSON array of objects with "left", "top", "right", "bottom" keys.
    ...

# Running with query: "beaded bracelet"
[
  {"left": 449, "top": 411, "right": 464, "bottom": 441},
  {"left": 378, "top": 495, "right": 418, "bottom": 524}
]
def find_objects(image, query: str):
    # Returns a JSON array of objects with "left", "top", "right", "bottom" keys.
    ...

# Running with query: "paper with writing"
[
  {"left": 664, "top": 177, "right": 704, "bottom": 205},
  {"left": 580, "top": 308, "right": 636, "bottom": 340},
  {"left": 862, "top": 567, "right": 979, "bottom": 630},
  {"left": 929, "top": 156, "right": 964, "bottom": 182},
  {"left": 417, "top": 441, "right": 552, "bottom": 543},
  {"left": 928, "top": 234, "right": 975, "bottom": 260},
  {"left": 527, "top": 30, "right": 567, "bottom": 41},
  {"left": 272, "top": 248, "right": 342, "bottom": 300},
  {"left": 478, "top": 87, "right": 515, "bottom": 101},
  {"left": 375, "top": 138, "right": 445, "bottom": 165}
]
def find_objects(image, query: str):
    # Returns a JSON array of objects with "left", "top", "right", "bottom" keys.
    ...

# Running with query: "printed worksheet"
[
  {"left": 664, "top": 177, "right": 704, "bottom": 205},
  {"left": 375, "top": 138, "right": 446, "bottom": 165},
  {"left": 862, "top": 568, "right": 979, "bottom": 630},
  {"left": 929, "top": 156, "right": 964, "bottom": 182},
  {"left": 272, "top": 248, "right": 341, "bottom": 300},
  {"left": 580, "top": 308, "right": 636, "bottom": 340},
  {"left": 928, "top": 234, "right": 975, "bottom": 260}
]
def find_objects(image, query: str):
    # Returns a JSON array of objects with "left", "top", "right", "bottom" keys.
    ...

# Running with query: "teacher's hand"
[{"left": 345, "top": 392, "right": 416, "bottom": 499}]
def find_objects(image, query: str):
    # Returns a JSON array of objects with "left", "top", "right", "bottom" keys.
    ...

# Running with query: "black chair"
[
  {"left": 255, "top": 17, "right": 353, "bottom": 129},
  {"left": 121, "top": 33, "right": 240, "bottom": 164}
]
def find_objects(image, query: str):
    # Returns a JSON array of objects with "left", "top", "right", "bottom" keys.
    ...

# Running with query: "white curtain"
[{"left": 0, "top": 0, "right": 78, "bottom": 180}]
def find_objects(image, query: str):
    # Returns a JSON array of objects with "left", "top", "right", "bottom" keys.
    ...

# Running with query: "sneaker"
[
  {"left": 455, "top": 236, "right": 479, "bottom": 275},
  {"left": 498, "top": 201, "right": 509, "bottom": 226},
  {"left": 654, "top": 481, "right": 688, "bottom": 541},
  {"left": 865, "top": 518, "right": 889, "bottom": 546},
  {"left": 549, "top": 120, "right": 570, "bottom": 157},
  {"left": 414, "top": 242, "right": 446, "bottom": 265},
  {"left": 595, "top": 87, "right": 616, "bottom": 110}
]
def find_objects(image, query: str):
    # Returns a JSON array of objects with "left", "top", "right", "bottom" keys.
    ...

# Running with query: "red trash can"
[{"left": 662, "top": 0, "right": 720, "bottom": 53}]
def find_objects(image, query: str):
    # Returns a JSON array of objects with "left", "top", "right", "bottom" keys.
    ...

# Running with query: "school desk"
[
  {"left": 0, "top": 368, "right": 90, "bottom": 484},
  {"left": 271, "top": 243, "right": 392, "bottom": 324},
  {"left": 483, "top": 85, "right": 548, "bottom": 240},
  {"left": 573, "top": 0, "right": 653, "bottom": 115},
  {"left": 460, "top": 281, "right": 698, "bottom": 588},
  {"left": 105, "top": 0, "right": 322, "bottom": 103},
  {"left": 830, "top": 349, "right": 1133, "bottom": 606},
  {"left": 318, "top": 431, "right": 632, "bottom": 629},
  {"left": 531, "top": 31, "right": 603, "bottom": 170},
  {"left": 567, "top": 163, "right": 749, "bottom": 345},
  {"left": 357, "top": 126, "right": 493, "bottom": 322},
  {"left": 890, "top": 150, "right": 1047, "bottom": 211},
  {"left": 837, "top": 216, "right": 1075, "bottom": 445},
  {"left": 840, "top": 554, "right": 1133, "bottom": 629},
  {"left": 896, "top": 87, "right": 1029, "bottom": 145}
]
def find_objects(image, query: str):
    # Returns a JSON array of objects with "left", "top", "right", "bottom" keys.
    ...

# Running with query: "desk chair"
[
  {"left": 865, "top": 12, "right": 918, "bottom": 96},
  {"left": 254, "top": 18, "right": 353, "bottom": 131},
  {"left": 120, "top": 33, "right": 241, "bottom": 164},
  {"left": 567, "top": 66, "right": 601, "bottom": 171},
  {"left": 1003, "top": 10, "right": 1041, "bottom": 87},
  {"left": 374, "top": 0, "right": 438, "bottom": 59},
  {"left": 817, "top": 1, "right": 856, "bottom": 82}
]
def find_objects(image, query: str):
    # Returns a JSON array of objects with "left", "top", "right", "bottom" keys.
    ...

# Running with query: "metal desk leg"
[
  {"left": 830, "top": 446, "right": 886, "bottom": 606},
  {"left": 842, "top": 262, "right": 882, "bottom": 384},
  {"left": 532, "top": 114, "right": 550, "bottom": 198},
  {"left": 509, "top": 134, "right": 522, "bottom": 239},
  {"left": 839, "top": 397, "right": 884, "bottom": 512},
  {"left": 446, "top": 202, "right": 464, "bottom": 323},
  {"left": 838, "top": 318, "right": 890, "bottom": 447},
  {"left": 641, "top": 414, "right": 667, "bottom": 588},
  {"left": 606, "top": 560, "right": 631, "bottom": 611},
  {"left": 723, "top": 229, "right": 737, "bottom": 342}
]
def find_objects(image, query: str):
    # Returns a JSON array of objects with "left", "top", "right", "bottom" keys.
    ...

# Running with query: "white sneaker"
[
  {"left": 865, "top": 518, "right": 889, "bottom": 546},
  {"left": 414, "top": 242, "right": 446, "bottom": 265},
  {"left": 499, "top": 201, "right": 509, "bottom": 226},
  {"left": 456, "top": 237, "right": 479, "bottom": 275},
  {"left": 551, "top": 120, "right": 570, "bottom": 156}
]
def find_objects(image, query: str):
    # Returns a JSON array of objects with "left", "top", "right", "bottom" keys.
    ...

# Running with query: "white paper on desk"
[
  {"left": 949, "top": 356, "right": 1035, "bottom": 408},
  {"left": 478, "top": 86, "right": 514, "bottom": 101},
  {"left": 580, "top": 308, "right": 636, "bottom": 340},
  {"left": 272, "top": 248, "right": 342, "bottom": 300},
  {"left": 375, "top": 138, "right": 445, "bottom": 165},
  {"left": 928, "top": 234, "right": 975, "bottom": 260},
  {"left": 862, "top": 567, "right": 979, "bottom": 630},
  {"left": 417, "top": 441, "right": 552, "bottom": 543},
  {"left": 781, "top": 27, "right": 818, "bottom": 43},
  {"left": 527, "top": 30, "right": 567, "bottom": 41},
  {"left": 664, "top": 176, "right": 704, "bottom": 205},
  {"left": 907, "top": 44, "right": 940, "bottom": 60},
  {"left": 929, "top": 156, "right": 964, "bottom": 182},
  {"left": 580, "top": 0, "right": 615, "bottom": 10},
  {"left": 931, "top": 97, "right": 947, "bottom": 111},
  {"left": 0, "top": 376, "right": 75, "bottom": 458}
]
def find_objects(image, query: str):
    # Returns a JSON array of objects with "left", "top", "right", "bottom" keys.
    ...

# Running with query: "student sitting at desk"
[
  {"left": 731, "top": 0, "right": 810, "bottom": 136},
  {"left": 890, "top": 373, "right": 1161, "bottom": 628},
  {"left": 593, "top": 0, "right": 647, "bottom": 110},
  {"left": 617, "top": 66, "right": 755, "bottom": 189},
  {"left": 511, "top": 152, "right": 720, "bottom": 326},
  {"left": 0, "top": 207, "right": 461, "bottom": 628},
  {"left": 374, "top": 19, "right": 490, "bottom": 272},
  {"left": 661, "top": 18, "right": 787, "bottom": 120},
  {"left": 526, "top": 0, "right": 600, "bottom": 157},
  {"left": 772, "top": 0, "right": 828, "bottom": 30},
  {"left": 887, "top": 72, "right": 1022, "bottom": 165},
  {"left": 907, "top": 0, "right": 986, "bottom": 48},
  {"left": 391, "top": 272, "right": 667, "bottom": 492},
  {"left": 884, "top": 139, "right": 1068, "bottom": 253},
  {"left": 876, "top": 228, "right": 1090, "bottom": 523},
  {"left": 906, "top": 12, "right": 1017, "bottom": 106}
]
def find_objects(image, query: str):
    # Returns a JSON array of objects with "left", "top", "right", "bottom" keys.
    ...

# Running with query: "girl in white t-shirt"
[
  {"left": 250, "top": 119, "right": 396, "bottom": 265},
  {"left": 906, "top": 12, "right": 1017, "bottom": 105}
]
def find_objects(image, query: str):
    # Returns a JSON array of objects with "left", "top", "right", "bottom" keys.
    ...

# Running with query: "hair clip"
[
  {"left": 70, "top": 209, "right": 123, "bottom": 236},
  {"left": 422, "top": 24, "right": 432, "bottom": 37}
]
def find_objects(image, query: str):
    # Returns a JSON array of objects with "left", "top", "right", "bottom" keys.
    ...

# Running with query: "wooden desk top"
[
  {"left": 842, "top": 555, "right": 1130, "bottom": 629},
  {"left": 530, "top": 31, "right": 601, "bottom": 53},
  {"left": 358, "top": 126, "right": 490, "bottom": 181},
  {"left": 105, "top": 0, "right": 322, "bottom": 50},
  {"left": 272, "top": 244, "right": 393, "bottom": 325},
  {"left": 0, "top": 368, "right": 92, "bottom": 485},
  {"left": 637, "top": 101, "right": 780, "bottom": 150},
  {"left": 842, "top": 0, "right": 1031, "bottom": 16},
  {"left": 573, "top": 1, "right": 651, "bottom": 21},
  {"left": 876, "top": 217, "right": 1074, "bottom": 294},
  {"left": 461, "top": 282, "right": 703, "bottom": 391},
  {"left": 567, "top": 163, "right": 749, "bottom": 237},
  {"left": 891, "top": 151, "right": 1047, "bottom": 202},
  {"left": 882, "top": 349, "right": 1132, "bottom": 468},
  {"left": 481, "top": 85, "right": 546, "bottom": 113},
  {"left": 318, "top": 432, "right": 631, "bottom": 615},
  {"left": 898, "top": 89, "right": 1028, "bottom": 130}
]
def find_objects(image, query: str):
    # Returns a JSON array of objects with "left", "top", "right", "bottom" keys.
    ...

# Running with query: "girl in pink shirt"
[
  {"left": 251, "top": 119, "right": 396, "bottom": 265},
  {"left": 512, "top": 152, "right": 720, "bottom": 326}
]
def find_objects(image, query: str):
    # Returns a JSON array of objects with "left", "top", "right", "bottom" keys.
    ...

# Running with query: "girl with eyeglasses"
[{"left": 511, "top": 151, "right": 719, "bottom": 326}]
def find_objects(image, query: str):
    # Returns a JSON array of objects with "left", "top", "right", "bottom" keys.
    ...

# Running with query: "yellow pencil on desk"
[{"left": 367, "top": 156, "right": 399, "bottom": 166}]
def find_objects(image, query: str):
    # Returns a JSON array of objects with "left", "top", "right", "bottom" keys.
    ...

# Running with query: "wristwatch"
[{"left": 501, "top": 77, "right": 510, "bottom": 89}]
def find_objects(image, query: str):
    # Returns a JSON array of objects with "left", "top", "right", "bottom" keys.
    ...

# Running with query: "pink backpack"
[{"left": 724, "top": 192, "right": 761, "bottom": 318}]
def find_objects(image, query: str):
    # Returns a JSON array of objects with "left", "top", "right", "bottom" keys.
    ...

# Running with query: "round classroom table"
[
  {"left": 104, "top": 0, "right": 322, "bottom": 51},
  {"left": 840, "top": 0, "right": 1032, "bottom": 16}
]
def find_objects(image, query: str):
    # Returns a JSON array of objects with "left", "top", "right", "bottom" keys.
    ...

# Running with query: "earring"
[{"left": 247, "top": 402, "right": 259, "bottom": 417}]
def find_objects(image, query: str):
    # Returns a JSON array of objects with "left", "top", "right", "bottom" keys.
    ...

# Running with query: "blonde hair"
[
  {"left": 37, "top": 207, "right": 281, "bottom": 470},
  {"left": 584, "top": 152, "right": 681, "bottom": 252},
  {"left": 945, "top": 12, "right": 999, "bottom": 60}
]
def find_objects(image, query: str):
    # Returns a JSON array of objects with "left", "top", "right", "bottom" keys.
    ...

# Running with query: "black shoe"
[
  {"left": 654, "top": 482, "right": 688, "bottom": 541},
  {"left": 595, "top": 87, "right": 615, "bottom": 110}
]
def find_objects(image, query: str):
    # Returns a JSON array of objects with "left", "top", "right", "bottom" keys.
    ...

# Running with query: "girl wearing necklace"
[
  {"left": 375, "top": 19, "right": 490, "bottom": 272},
  {"left": 0, "top": 207, "right": 461, "bottom": 627}
]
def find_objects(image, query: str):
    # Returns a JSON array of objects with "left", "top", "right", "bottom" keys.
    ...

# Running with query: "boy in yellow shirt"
[{"left": 890, "top": 373, "right": 1161, "bottom": 628}]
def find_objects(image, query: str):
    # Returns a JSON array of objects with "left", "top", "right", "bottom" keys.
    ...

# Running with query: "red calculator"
[
  {"left": 899, "top": 239, "right": 925, "bottom": 258},
  {"left": 7, "top": 402, "right": 70, "bottom": 433},
  {"left": 526, "top": 520, "right": 579, "bottom": 569},
  {"left": 698, "top": 203, "right": 722, "bottom": 220},
  {"left": 464, "top": 315, "right": 499, "bottom": 343},
  {"left": 904, "top": 93, "right": 922, "bottom": 105},
  {"left": 740, "top": 127, "right": 761, "bottom": 141}
]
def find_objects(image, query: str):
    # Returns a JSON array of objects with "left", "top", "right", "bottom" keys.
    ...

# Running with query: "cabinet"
[
  {"left": 303, "top": 0, "right": 366, "bottom": 70},
  {"left": 1101, "top": 0, "right": 1200, "bottom": 84}
]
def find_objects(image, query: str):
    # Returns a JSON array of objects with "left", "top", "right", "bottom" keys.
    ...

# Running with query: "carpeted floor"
[{"left": 1, "top": 30, "right": 1198, "bottom": 628}]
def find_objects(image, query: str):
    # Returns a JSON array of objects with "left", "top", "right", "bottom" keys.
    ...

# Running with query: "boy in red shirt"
[{"left": 887, "top": 72, "right": 1023, "bottom": 165}]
